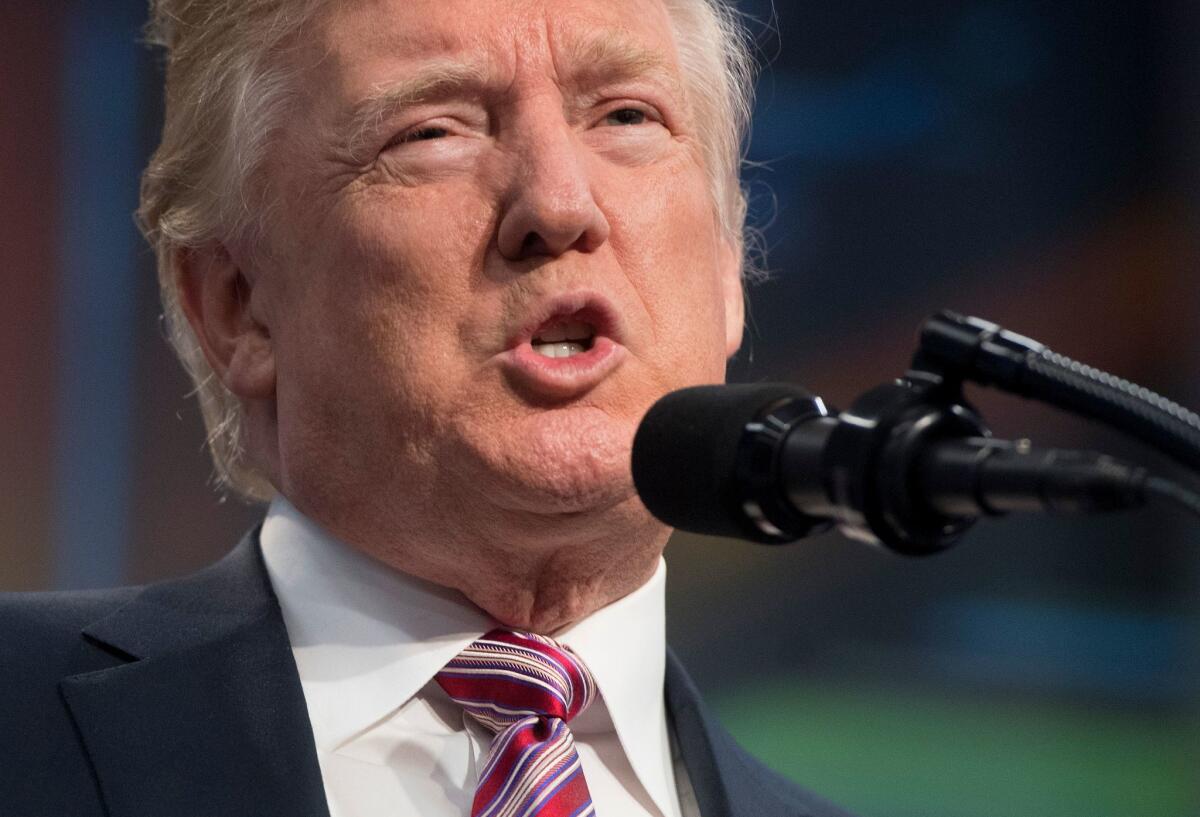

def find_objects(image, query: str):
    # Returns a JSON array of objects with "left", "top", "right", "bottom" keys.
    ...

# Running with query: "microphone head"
[{"left": 632, "top": 383, "right": 818, "bottom": 543}]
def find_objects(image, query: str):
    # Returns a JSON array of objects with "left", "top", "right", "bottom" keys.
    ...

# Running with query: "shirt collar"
[
  {"left": 552, "top": 558, "right": 673, "bottom": 816},
  {"left": 260, "top": 496, "right": 492, "bottom": 750},
  {"left": 259, "top": 495, "right": 675, "bottom": 816}
]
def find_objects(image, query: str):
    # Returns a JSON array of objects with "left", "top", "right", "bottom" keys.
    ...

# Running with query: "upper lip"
[{"left": 506, "top": 291, "right": 624, "bottom": 351}]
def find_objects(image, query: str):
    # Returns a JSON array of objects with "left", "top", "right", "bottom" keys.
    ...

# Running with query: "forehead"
[{"left": 308, "top": 0, "right": 682, "bottom": 96}]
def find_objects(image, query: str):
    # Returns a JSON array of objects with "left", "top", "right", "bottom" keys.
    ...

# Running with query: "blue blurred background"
[{"left": 2, "top": 2, "right": 1198, "bottom": 815}]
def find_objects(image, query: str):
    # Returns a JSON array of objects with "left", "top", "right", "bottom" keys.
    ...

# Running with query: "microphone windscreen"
[{"left": 631, "top": 383, "right": 814, "bottom": 541}]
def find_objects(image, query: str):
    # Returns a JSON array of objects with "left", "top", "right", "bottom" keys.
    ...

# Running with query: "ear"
[
  {"left": 174, "top": 244, "right": 276, "bottom": 400},
  {"left": 719, "top": 239, "right": 746, "bottom": 359}
]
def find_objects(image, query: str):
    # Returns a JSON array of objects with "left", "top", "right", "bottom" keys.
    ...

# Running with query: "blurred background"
[{"left": 2, "top": 1, "right": 1198, "bottom": 815}]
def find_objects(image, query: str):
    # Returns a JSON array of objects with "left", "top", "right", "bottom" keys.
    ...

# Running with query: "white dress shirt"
[{"left": 260, "top": 496, "right": 697, "bottom": 817}]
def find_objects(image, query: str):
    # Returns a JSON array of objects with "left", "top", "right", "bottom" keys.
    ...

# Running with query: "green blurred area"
[{"left": 713, "top": 680, "right": 1200, "bottom": 817}]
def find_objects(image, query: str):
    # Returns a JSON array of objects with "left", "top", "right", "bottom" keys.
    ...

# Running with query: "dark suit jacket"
[{"left": 0, "top": 529, "right": 856, "bottom": 817}]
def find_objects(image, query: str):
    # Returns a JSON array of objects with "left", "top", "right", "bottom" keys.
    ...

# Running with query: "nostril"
[
  {"left": 498, "top": 199, "right": 608, "bottom": 260},
  {"left": 521, "top": 232, "right": 543, "bottom": 253}
]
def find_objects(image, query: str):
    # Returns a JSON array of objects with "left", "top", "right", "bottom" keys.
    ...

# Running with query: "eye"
[
  {"left": 385, "top": 125, "right": 450, "bottom": 150},
  {"left": 603, "top": 107, "right": 650, "bottom": 127}
]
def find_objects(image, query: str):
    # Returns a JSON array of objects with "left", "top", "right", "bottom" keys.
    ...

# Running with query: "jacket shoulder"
[
  {"left": 717, "top": 728, "right": 860, "bottom": 817},
  {"left": 666, "top": 648, "right": 859, "bottom": 817},
  {"left": 0, "top": 527, "right": 264, "bottom": 673},
  {"left": 0, "top": 585, "right": 144, "bottom": 816},
  {"left": 0, "top": 585, "right": 142, "bottom": 676}
]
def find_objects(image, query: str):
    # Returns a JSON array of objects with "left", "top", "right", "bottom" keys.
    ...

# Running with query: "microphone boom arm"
[{"left": 914, "top": 311, "right": 1200, "bottom": 475}]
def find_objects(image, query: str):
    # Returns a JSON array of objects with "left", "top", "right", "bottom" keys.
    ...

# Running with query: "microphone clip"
[{"left": 814, "top": 373, "right": 990, "bottom": 555}]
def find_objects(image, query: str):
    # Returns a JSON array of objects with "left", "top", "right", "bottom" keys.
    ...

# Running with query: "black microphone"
[{"left": 632, "top": 383, "right": 1152, "bottom": 555}]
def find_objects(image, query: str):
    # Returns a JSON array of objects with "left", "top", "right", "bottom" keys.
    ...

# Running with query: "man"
[{"left": 1, "top": 0, "right": 856, "bottom": 815}]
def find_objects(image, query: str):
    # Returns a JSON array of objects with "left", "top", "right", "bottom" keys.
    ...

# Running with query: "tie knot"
[{"left": 436, "top": 629, "right": 596, "bottom": 732}]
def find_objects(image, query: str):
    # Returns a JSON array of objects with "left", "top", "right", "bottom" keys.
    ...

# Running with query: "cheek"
[
  {"left": 304, "top": 187, "right": 489, "bottom": 326},
  {"left": 272, "top": 185, "right": 497, "bottom": 417},
  {"left": 603, "top": 164, "right": 729, "bottom": 371}
]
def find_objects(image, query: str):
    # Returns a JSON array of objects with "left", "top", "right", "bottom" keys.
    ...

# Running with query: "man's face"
[{"left": 251, "top": 0, "right": 743, "bottom": 536}]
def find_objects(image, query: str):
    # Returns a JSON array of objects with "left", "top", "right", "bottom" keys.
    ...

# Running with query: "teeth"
[
  {"left": 534, "top": 320, "right": 593, "bottom": 344},
  {"left": 533, "top": 342, "right": 587, "bottom": 359}
]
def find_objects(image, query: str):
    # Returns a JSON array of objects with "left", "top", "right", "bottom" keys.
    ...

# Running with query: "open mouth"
[
  {"left": 499, "top": 292, "right": 627, "bottom": 399},
  {"left": 530, "top": 318, "right": 597, "bottom": 359}
]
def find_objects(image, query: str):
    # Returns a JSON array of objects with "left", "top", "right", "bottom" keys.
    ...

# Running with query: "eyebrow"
[
  {"left": 559, "top": 34, "right": 684, "bottom": 99},
  {"left": 342, "top": 59, "right": 489, "bottom": 156},
  {"left": 340, "top": 35, "right": 685, "bottom": 156}
]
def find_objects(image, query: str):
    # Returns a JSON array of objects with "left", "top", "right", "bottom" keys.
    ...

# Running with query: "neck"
[
  {"left": 451, "top": 513, "right": 670, "bottom": 633},
  {"left": 288, "top": 489, "right": 671, "bottom": 634}
]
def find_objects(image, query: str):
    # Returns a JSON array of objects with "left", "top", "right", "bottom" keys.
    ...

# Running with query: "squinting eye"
[
  {"left": 604, "top": 108, "right": 648, "bottom": 126},
  {"left": 388, "top": 126, "right": 449, "bottom": 148}
]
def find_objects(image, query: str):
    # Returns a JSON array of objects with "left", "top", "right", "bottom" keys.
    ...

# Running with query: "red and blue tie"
[{"left": 436, "top": 629, "right": 598, "bottom": 817}]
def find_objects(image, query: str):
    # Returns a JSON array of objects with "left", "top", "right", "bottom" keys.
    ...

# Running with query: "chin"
[{"left": 453, "top": 405, "right": 639, "bottom": 514}]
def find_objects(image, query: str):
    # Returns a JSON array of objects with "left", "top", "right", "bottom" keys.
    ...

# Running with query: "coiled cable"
[{"left": 1022, "top": 349, "right": 1200, "bottom": 473}]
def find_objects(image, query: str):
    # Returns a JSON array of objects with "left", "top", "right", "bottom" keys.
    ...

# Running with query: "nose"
[{"left": 496, "top": 117, "right": 611, "bottom": 262}]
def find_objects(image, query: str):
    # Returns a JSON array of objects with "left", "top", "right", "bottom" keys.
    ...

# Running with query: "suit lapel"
[
  {"left": 60, "top": 531, "right": 330, "bottom": 817},
  {"left": 666, "top": 649, "right": 841, "bottom": 817},
  {"left": 666, "top": 648, "right": 750, "bottom": 817}
]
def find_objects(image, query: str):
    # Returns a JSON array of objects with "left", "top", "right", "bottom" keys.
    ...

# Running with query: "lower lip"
[{"left": 499, "top": 337, "right": 626, "bottom": 399}]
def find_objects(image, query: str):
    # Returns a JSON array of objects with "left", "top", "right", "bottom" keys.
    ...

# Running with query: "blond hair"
[{"left": 138, "top": 0, "right": 758, "bottom": 500}]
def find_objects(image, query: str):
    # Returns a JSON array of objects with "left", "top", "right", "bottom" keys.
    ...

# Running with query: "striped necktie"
[{"left": 436, "top": 629, "right": 598, "bottom": 817}]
